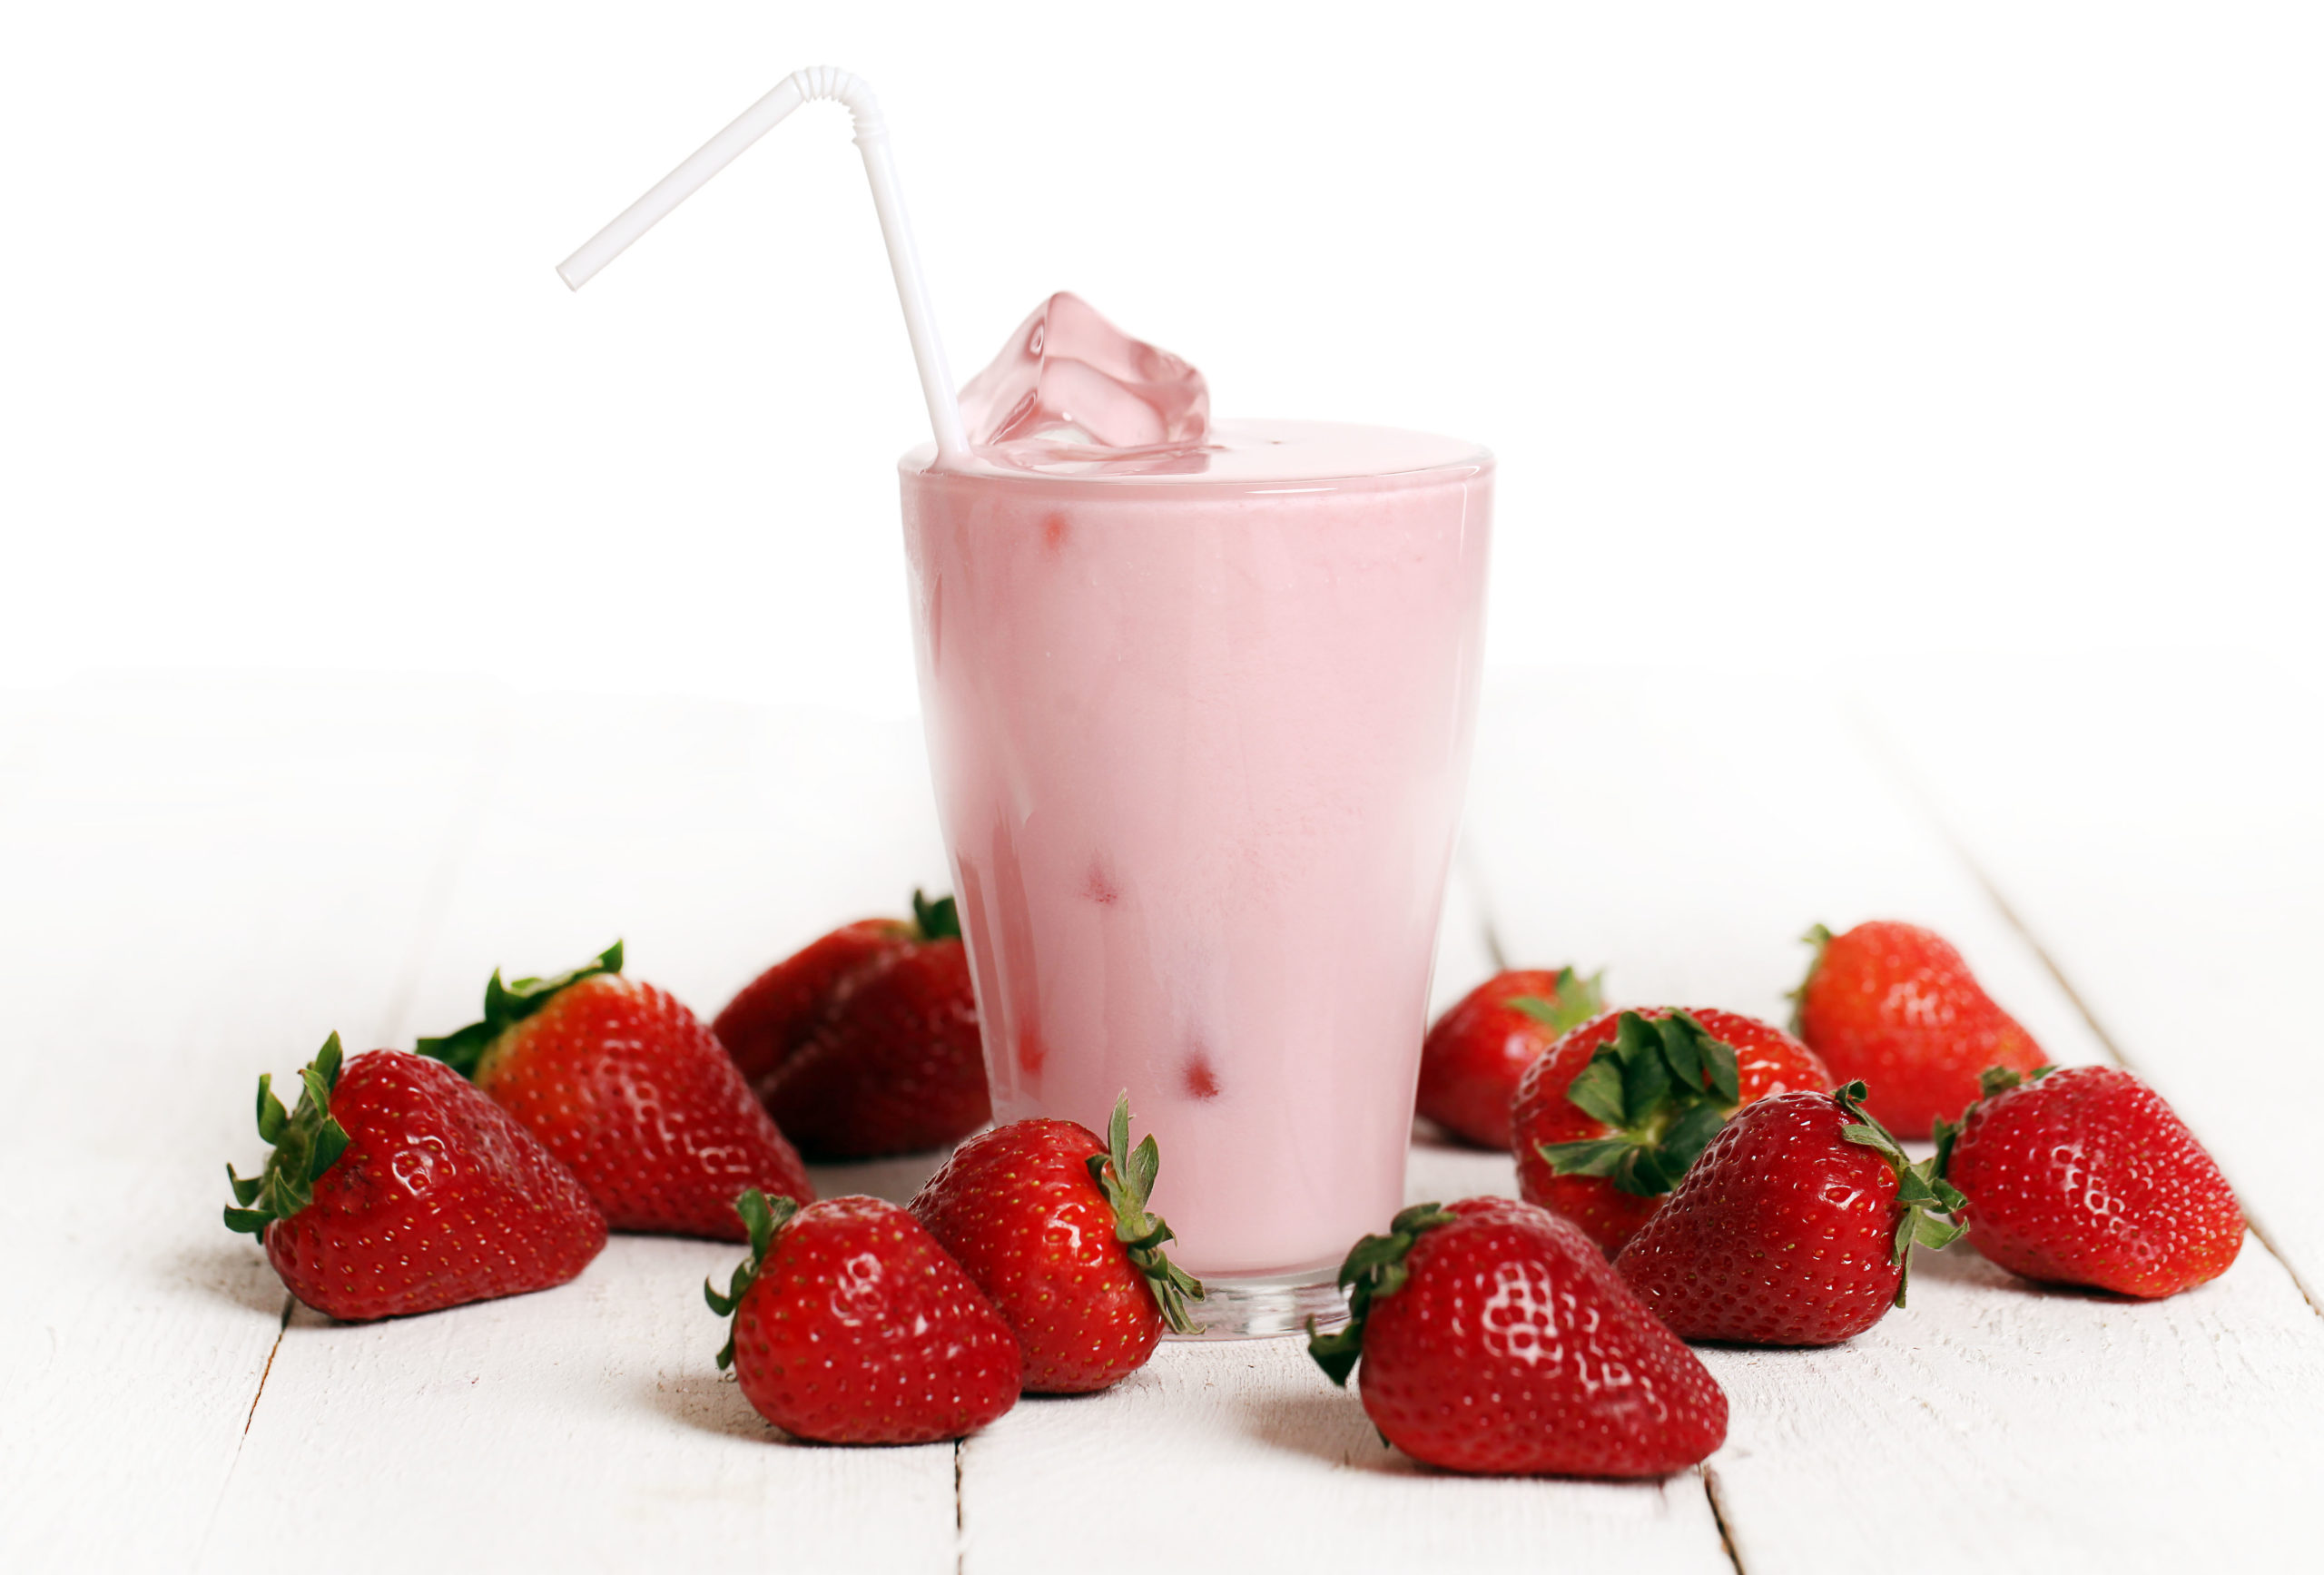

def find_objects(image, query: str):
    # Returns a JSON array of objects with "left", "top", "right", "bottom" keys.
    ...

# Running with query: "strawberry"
[
  {"left": 1417, "top": 967, "right": 1605, "bottom": 1148},
  {"left": 714, "top": 892, "right": 987, "bottom": 1159},
  {"left": 909, "top": 1095, "right": 1204, "bottom": 1393},
  {"left": 1614, "top": 1082, "right": 1965, "bottom": 1344},
  {"left": 225, "top": 1036, "right": 606, "bottom": 1320},
  {"left": 1791, "top": 920, "right": 2046, "bottom": 1138},
  {"left": 1305, "top": 1197, "right": 1726, "bottom": 1477},
  {"left": 705, "top": 1189, "right": 1022, "bottom": 1444},
  {"left": 1935, "top": 1065, "right": 2243, "bottom": 1298},
  {"left": 1511, "top": 1008, "right": 1830, "bottom": 1254},
  {"left": 420, "top": 943, "right": 812, "bottom": 1239}
]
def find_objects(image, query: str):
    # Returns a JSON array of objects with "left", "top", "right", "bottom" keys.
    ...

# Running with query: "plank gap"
[
  {"left": 1846, "top": 703, "right": 2324, "bottom": 1323},
  {"left": 953, "top": 1438, "right": 966, "bottom": 1575},
  {"left": 1701, "top": 1466, "right": 1748, "bottom": 1575},
  {"left": 241, "top": 1295, "right": 293, "bottom": 1434},
  {"left": 193, "top": 1294, "right": 293, "bottom": 1569}
]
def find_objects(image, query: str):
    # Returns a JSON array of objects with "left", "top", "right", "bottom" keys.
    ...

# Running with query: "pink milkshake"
[{"left": 902, "top": 297, "right": 1491, "bottom": 1334}]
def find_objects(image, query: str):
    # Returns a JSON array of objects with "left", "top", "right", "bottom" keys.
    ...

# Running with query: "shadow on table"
[
  {"left": 634, "top": 1366, "right": 788, "bottom": 1444},
  {"left": 633, "top": 1368, "right": 960, "bottom": 1456},
  {"left": 1242, "top": 1389, "right": 1679, "bottom": 1493},
  {"left": 1910, "top": 1237, "right": 2140, "bottom": 1303},
  {"left": 804, "top": 1150, "right": 950, "bottom": 1207},
  {"left": 163, "top": 1239, "right": 292, "bottom": 1320},
  {"left": 1240, "top": 1388, "right": 1409, "bottom": 1472}
]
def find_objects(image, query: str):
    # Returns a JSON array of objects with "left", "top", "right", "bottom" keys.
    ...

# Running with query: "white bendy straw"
[{"left": 558, "top": 66, "right": 969, "bottom": 459}]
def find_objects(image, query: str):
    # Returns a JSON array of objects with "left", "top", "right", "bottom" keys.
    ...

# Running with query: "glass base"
[{"left": 1172, "top": 1265, "right": 1350, "bottom": 1341}]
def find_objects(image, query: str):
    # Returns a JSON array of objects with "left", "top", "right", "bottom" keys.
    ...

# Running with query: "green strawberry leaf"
[
  {"left": 1564, "top": 1053, "right": 1630, "bottom": 1127},
  {"left": 419, "top": 941, "right": 623, "bottom": 1078},
  {"left": 912, "top": 891, "right": 961, "bottom": 941},
  {"left": 1306, "top": 1201, "right": 1456, "bottom": 1387},
  {"left": 1682, "top": 1015, "right": 1741, "bottom": 1105},
  {"left": 1977, "top": 1065, "right": 2026, "bottom": 1098},
  {"left": 1930, "top": 1113, "right": 1964, "bottom": 1178},
  {"left": 1537, "top": 1137, "right": 1635, "bottom": 1178},
  {"left": 1614, "top": 1146, "right": 1676, "bottom": 1197},
  {"left": 1506, "top": 967, "right": 1607, "bottom": 1037},
  {"left": 1654, "top": 1015, "right": 1705, "bottom": 1092},
  {"left": 222, "top": 1033, "right": 354, "bottom": 1237},
  {"left": 1651, "top": 1100, "right": 1731, "bottom": 1182},
  {"left": 1086, "top": 1093, "right": 1204, "bottom": 1335},
  {"left": 1614, "top": 1014, "right": 1674, "bottom": 1124},
  {"left": 255, "top": 1074, "right": 289, "bottom": 1144},
  {"left": 706, "top": 1187, "right": 800, "bottom": 1371},
  {"left": 1835, "top": 1081, "right": 1967, "bottom": 1305},
  {"left": 1787, "top": 922, "right": 1834, "bottom": 1036},
  {"left": 1545, "top": 1009, "right": 1748, "bottom": 1199}
]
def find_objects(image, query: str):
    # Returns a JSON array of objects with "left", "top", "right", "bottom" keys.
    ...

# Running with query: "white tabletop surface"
[{"left": 3, "top": 664, "right": 2318, "bottom": 1574}]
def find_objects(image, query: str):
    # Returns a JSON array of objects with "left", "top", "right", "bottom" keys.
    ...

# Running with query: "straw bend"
[
  {"left": 557, "top": 65, "right": 967, "bottom": 458},
  {"left": 793, "top": 65, "right": 887, "bottom": 146}
]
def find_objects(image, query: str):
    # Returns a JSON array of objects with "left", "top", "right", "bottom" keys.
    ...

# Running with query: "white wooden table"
[{"left": 5, "top": 666, "right": 2319, "bottom": 1574}]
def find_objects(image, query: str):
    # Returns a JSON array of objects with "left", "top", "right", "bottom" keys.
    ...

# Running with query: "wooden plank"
[
  {"left": 961, "top": 1335, "right": 1728, "bottom": 1575},
  {"left": 204, "top": 697, "right": 962, "bottom": 1573},
  {"left": 0, "top": 679, "right": 498, "bottom": 1570},
  {"left": 1704, "top": 1231, "right": 2324, "bottom": 1570},
  {"left": 1855, "top": 661, "right": 2324, "bottom": 1298},
  {"left": 1459, "top": 671, "right": 2324, "bottom": 1570},
  {"left": 1462, "top": 674, "right": 2107, "bottom": 1063},
  {"left": 205, "top": 1237, "right": 958, "bottom": 1575}
]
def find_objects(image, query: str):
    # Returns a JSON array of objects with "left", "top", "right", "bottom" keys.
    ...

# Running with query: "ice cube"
[{"left": 958, "top": 293, "right": 1209, "bottom": 453}]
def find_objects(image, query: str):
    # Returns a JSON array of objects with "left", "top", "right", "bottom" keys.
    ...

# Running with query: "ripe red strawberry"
[
  {"left": 714, "top": 915, "right": 919, "bottom": 1088},
  {"left": 225, "top": 1036, "right": 606, "bottom": 1320},
  {"left": 420, "top": 943, "right": 812, "bottom": 1239},
  {"left": 1306, "top": 1197, "right": 1726, "bottom": 1477},
  {"left": 1417, "top": 967, "right": 1605, "bottom": 1148},
  {"left": 1614, "top": 1082, "right": 1965, "bottom": 1344},
  {"left": 1791, "top": 920, "right": 2045, "bottom": 1138},
  {"left": 705, "top": 1189, "right": 1022, "bottom": 1444},
  {"left": 909, "top": 1096, "right": 1204, "bottom": 1393},
  {"left": 1511, "top": 1008, "right": 1830, "bottom": 1254},
  {"left": 714, "top": 892, "right": 987, "bottom": 1158},
  {"left": 1935, "top": 1065, "right": 2243, "bottom": 1297}
]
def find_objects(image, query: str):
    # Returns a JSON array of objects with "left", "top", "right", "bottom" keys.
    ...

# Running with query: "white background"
[{"left": 5, "top": 2, "right": 2319, "bottom": 714}]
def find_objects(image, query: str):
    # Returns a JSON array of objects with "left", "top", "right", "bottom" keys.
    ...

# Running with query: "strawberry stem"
[
  {"left": 706, "top": 1186, "right": 803, "bottom": 1371},
  {"left": 223, "top": 1033, "right": 353, "bottom": 1236},
  {"left": 911, "top": 891, "right": 961, "bottom": 942},
  {"left": 418, "top": 941, "right": 623, "bottom": 1077},
  {"left": 1787, "top": 922, "right": 1834, "bottom": 1037},
  {"left": 1085, "top": 1094, "right": 1204, "bottom": 1334},
  {"left": 1305, "top": 1202, "right": 1457, "bottom": 1385},
  {"left": 1835, "top": 1080, "right": 1968, "bottom": 1306}
]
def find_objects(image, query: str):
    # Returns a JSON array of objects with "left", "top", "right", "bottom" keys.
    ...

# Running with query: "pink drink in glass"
[{"left": 901, "top": 410, "right": 1491, "bottom": 1335}]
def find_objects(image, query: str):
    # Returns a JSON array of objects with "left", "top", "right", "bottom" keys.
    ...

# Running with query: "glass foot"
[{"left": 1171, "top": 1265, "right": 1349, "bottom": 1340}]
